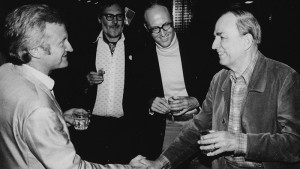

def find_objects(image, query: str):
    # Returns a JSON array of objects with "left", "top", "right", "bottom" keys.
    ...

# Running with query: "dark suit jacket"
[{"left": 135, "top": 34, "right": 209, "bottom": 160}]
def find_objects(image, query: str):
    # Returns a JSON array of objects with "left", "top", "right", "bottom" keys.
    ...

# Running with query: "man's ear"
[
  {"left": 98, "top": 16, "right": 102, "bottom": 24},
  {"left": 243, "top": 33, "right": 253, "bottom": 50},
  {"left": 28, "top": 47, "right": 42, "bottom": 59},
  {"left": 144, "top": 23, "right": 149, "bottom": 32}
]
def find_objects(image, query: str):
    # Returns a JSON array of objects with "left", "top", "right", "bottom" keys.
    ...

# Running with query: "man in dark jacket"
[{"left": 135, "top": 2, "right": 211, "bottom": 168}]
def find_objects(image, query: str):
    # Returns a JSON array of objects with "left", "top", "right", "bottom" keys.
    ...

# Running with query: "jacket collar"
[
  {"left": 247, "top": 51, "right": 267, "bottom": 92},
  {"left": 14, "top": 64, "right": 62, "bottom": 113},
  {"left": 221, "top": 51, "right": 267, "bottom": 93}
]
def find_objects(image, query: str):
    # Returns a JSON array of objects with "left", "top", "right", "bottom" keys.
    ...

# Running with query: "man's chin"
[
  {"left": 158, "top": 41, "right": 171, "bottom": 48},
  {"left": 59, "top": 60, "right": 69, "bottom": 69},
  {"left": 108, "top": 32, "right": 122, "bottom": 39}
]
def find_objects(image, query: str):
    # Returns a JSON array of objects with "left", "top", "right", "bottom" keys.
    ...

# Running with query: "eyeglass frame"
[
  {"left": 102, "top": 13, "right": 125, "bottom": 21},
  {"left": 148, "top": 22, "right": 173, "bottom": 34}
]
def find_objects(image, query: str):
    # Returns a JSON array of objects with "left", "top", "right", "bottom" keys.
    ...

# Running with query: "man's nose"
[
  {"left": 112, "top": 17, "right": 118, "bottom": 24},
  {"left": 212, "top": 38, "right": 219, "bottom": 50},
  {"left": 160, "top": 29, "right": 166, "bottom": 36},
  {"left": 66, "top": 40, "right": 73, "bottom": 52}
]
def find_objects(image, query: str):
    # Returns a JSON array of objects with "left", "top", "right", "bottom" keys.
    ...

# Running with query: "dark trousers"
[{"left": 70, "top": 115, "right": 135, "bottom": 164}]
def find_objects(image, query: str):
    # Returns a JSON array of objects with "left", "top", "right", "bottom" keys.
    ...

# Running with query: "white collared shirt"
[{"left": 93, "top": 31, "right": 125, "bottom": 118}]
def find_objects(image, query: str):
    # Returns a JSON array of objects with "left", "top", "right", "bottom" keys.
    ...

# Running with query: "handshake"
[{"left": 129, "top": 155, "right": 161, "bottom": 169}]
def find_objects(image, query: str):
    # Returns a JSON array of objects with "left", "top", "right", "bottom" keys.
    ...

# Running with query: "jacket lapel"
[
  {"left": 247, "top": 52, "right": 267, "bottom": 93},
  {"left": 221, "top": 71, "right": 231, "bottom": 119}
]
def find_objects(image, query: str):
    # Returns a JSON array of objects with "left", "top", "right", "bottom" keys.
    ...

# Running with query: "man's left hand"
[
  {"left": 198, "top": 131, "right": 237, "bottom": 156},
  {"left": 63, "top": 108, "right": 90, "bottom": 126}
]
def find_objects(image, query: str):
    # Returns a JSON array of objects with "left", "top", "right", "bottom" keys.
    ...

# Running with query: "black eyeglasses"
[
  {"left": 149, "top": 22, "right": 172, "bottom": 34},
  {"left": 103, "top": 14, "right": 124, "bottom": 21}
]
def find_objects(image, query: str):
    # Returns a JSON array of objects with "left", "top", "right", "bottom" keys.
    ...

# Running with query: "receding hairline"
[{"left": 144, "top": 4, "right": 171, "bottom": 23}]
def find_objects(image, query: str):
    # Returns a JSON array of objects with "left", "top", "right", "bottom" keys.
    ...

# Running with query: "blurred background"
[{"left": 0, "top": 0, "right": 299, "bottom": 109}]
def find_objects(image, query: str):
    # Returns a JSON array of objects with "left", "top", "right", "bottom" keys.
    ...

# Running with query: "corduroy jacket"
[{"left": 163, "top": 51, "right": 300, "bottom": 169}]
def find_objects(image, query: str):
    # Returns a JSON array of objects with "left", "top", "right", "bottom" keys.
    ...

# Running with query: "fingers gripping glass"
[
  {"left": 103, "top": 14, "right": 124, "bottom": 21},
  {"left": 149, "top": 22, "right": 172, "bottom": 34}
]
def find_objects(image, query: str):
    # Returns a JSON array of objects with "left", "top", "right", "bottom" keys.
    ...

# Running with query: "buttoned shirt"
[
  {"left": 93, "top": 31, "right": 125, "bottom": 118},
  {"left": 225, "top": 52, "right": 262, "bottom": 168}
]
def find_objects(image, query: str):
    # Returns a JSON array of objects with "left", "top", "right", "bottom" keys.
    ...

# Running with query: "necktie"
[{"left": 108, "top": 42, "right": 116, "bottom": 55}]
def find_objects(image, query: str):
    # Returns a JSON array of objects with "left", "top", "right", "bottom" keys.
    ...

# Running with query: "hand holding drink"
[
  {"left": 167, "top": 96, "right": 182, "bottom": 115},
  {"left": 87, "top": 68, "right": 105, "bottom": 85},
  {"left": 97, "top": 68, "right": 105, "bottom": 76},
  {"left": 73, "top": 110, "right": 91, "bottom": 130}
]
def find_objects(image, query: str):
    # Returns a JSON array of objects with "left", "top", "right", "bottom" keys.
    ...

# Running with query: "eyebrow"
[{"left": 150, "top": 22, "right": 172, "bottom": 28}]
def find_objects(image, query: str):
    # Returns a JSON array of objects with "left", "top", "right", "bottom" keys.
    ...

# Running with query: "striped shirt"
[{"left": 225, "top": 52, "right": 263, "bottom": 168}]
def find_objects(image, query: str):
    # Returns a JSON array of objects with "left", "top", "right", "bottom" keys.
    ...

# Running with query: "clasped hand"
[{"left": 130, "top": 155, "right": 161, "bottom": 169}]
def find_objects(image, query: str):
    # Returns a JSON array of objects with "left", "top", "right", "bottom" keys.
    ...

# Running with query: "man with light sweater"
[{"left": 135, "top": 2, "right": 209, "bottom": 168}]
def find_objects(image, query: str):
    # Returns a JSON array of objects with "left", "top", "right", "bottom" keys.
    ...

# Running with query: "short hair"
[
  {"left": 97, "top": 0, "right": 125, "bottom": 18},
  {"left": 226, "top": 9, "right": 262, "bottom": 45},
  {"left": 4, "top": 4, "right": 64, "bottom": 64}
]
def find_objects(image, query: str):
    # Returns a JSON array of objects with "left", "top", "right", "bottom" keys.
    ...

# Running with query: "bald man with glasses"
[{"left": 134, "top": 2, "right": 210, "bottom": 168}]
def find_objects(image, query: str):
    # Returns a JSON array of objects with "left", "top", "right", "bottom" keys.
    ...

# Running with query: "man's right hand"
[
  {"left": 150, "top": 97, "right": 171, "bottom": 114},
  {"left": 86, "top": 71, "right": 104, "bottom": 85},
  {"left": 139, "top": 158, "right": 163, "bottom": 169}
]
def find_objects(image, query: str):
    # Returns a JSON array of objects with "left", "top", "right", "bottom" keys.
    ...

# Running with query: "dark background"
[
  {"left": 0, "top": 0, "right": 299, "bottom": 110},
  {"left": 1, "top": 0, "right": 299, "bottom": 67}
]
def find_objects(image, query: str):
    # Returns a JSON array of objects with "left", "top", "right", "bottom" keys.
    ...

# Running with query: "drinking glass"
[{"left": 73, "top": 111, "right": 90, "bottom": 130}]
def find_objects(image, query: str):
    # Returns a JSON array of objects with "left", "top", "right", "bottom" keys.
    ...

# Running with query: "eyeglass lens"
[
  {"left": 104, "top": 14, "right": 124, "bottom": 21},
  {"left": 151, "top": 23, "right": 172, "bottom": 34}
]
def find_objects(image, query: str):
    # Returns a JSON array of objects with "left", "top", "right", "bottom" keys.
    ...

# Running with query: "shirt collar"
[
  {"left": 22, "top": 64, "right": 55, "bottom": 91},
  {"left": 230, "top": 51, "right": 259, "bottom": 85}
]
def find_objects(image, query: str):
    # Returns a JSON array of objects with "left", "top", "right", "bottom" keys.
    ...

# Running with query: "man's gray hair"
[
  {"left": 226, "top": 9, "right": 262, "bottom": 45},
  {"left": 4, "top": 4, "right": 64, "bottom": 64}
]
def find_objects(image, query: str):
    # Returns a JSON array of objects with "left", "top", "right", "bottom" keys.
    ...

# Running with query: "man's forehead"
[
  {"left": 44, "top": 23, "right": 67, "bottom": 41},
  {"left": 104, "top": 4, "right": 122, "bottom": 14},
  {"left": 214, "top": 13, "right": 237, "bottom": 35},
  {"left": 146, "top": 12, "right": 171, "bottom": 27}
]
